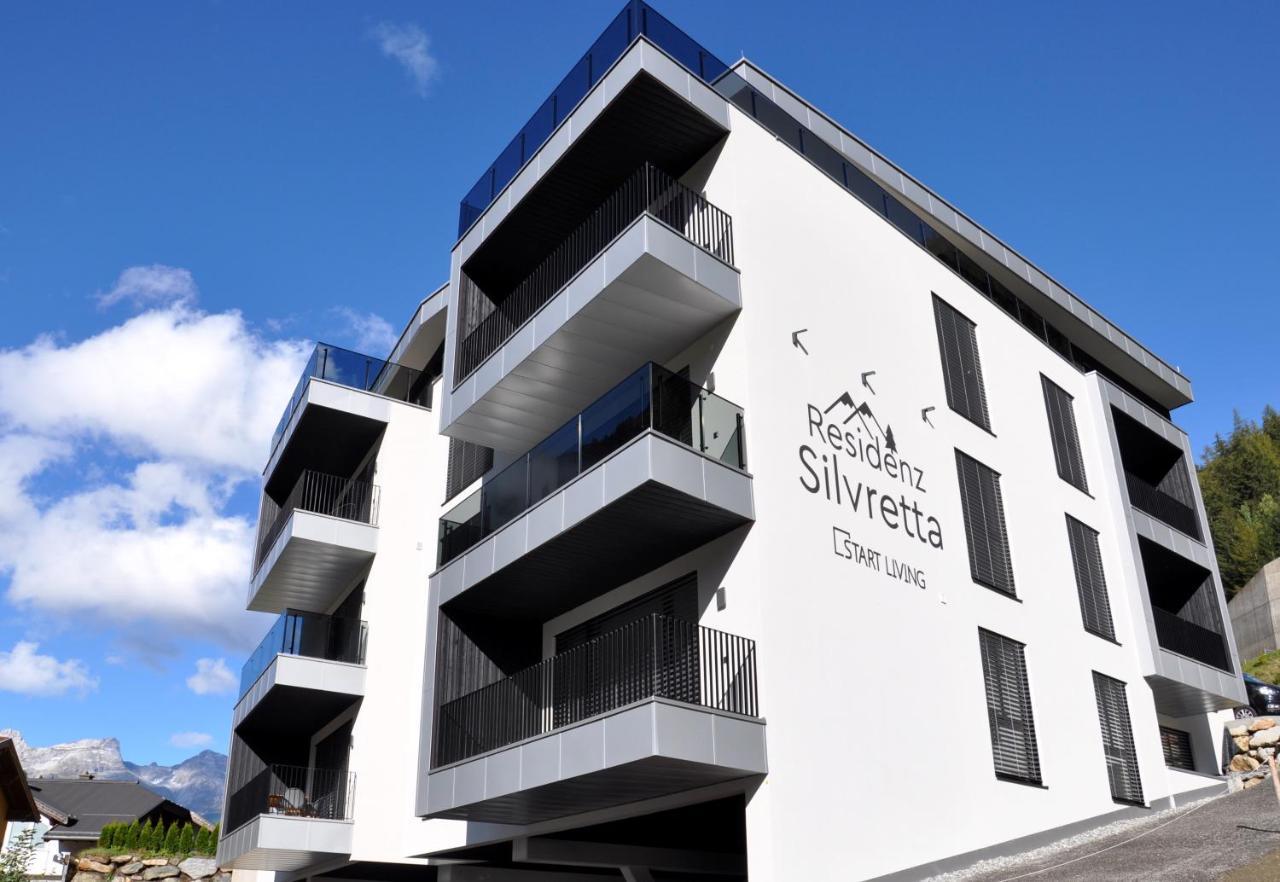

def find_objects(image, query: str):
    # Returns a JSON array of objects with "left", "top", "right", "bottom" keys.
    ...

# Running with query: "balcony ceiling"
[
  {"left": 236, "top": 684, "right": 362, "bottom": 763},
  {"left": 266, "top": 402, "right": 386, "bottom": 501},
  {"left": 462, "top": 71, "right": 728, "bottom": 296}
]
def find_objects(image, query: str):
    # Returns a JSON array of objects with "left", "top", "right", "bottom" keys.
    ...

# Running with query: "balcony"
[
  {"left": 249, "top": 470, "right": 379, "bottom": 613},
  {"left": 456, "top": 1, "right": 730, "bottom": 237},
  {"left": 435, "top": 363, "right": 752, "bottom": 620},
  {"left": 425, "top": 614, "right": 765, "bottom": 825},
  {"left": 1152, "top": 608, "right": 1230, "bottom": 673},
  {"left": 217, "top": 764, "right": 355, "bottom": 871},
  {"left": 1112, "top": 409, "right": 1204, "bottom": 542},
  {"left": 1125, "top": 471, "right": 1202, "bottom": 541},
  {"left": 449, "top": 165, "right": 739, "bottom": 451},
  {"left": 265, "top": 343, "right": 431, "bottom": 493}
]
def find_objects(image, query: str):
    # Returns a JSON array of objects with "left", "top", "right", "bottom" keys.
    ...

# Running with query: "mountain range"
[{"left": 2, "top": 730, "right": 226, "bottom": 820}]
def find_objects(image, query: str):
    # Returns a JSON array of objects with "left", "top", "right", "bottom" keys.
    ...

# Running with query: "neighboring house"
[
  {"left": 1228, "top": 556, "right": 1280, "bottom": 663},
  {"left": 28, "top": 777, "right": 197, "bottom": 862},
  {"left": 216, "top": 3, "right": 1245, "bottom": 880},
  {"left": 0, "top": 736, "right": 38, "bottom": 847},
  {"left": 1, "top": 804, "right": 68, "bottom": 882}
]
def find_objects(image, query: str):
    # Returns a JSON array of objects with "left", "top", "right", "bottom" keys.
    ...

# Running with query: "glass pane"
[
  {"left": 885, "top": 197, "right": 925, "bottom": 244},
  {"left": 988, "top": 277, "right": 1020, "bottom": 317},
  {"left": 1019, "top": 300, "right": 1048, "bottom": 342},
  {"left": 490, "top": 136, "right": 524, "bottom": 199},
  {"left": 651, "top": 367, "right": 697, "bottom": 448},
  {"left": 581, "top": 367, "right": 651, "bottom": 470},
  {"left": 528, "top": 418, "right": 580, "bottom": 506},
  {"left": 439, "top": 488, "right": 483, "bottom": 564},
  {"left": 587, "top": 7, "right": 631, "bottom": 83},
  {"left": 481, "top": 457, "right": 530, "bottom": 536},
  {"left": 844, "top": 165, "right": 887, "bottom": 216},
  {"left": 699, "top": 392, "right": 746, "bottom": 468},
  {"left": 804, "top": 134, "right": 846, "bottom": 183},
  {"left": 922, "top": 226, "right": 959, "bottom": 271},
  {"left": 955, "top": 251, "right": 991, "bottom": 297},
  {"left": 750, "top": 92, "right": 804, "bottom": 152}
]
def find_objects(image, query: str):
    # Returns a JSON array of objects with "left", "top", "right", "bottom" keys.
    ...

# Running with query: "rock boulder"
[
  {"left": 120, "top": 863, "right": 146, "bottom": 876},
  {"left": 1249, "top": 717, "right": 1277, "bottom": 732},
  {"left": 1230, "top": 754, "right": 1261, "bottom": 773},
  {"left": 141, "top": 867, "right": 181, "bottom": 881},
  {"left": 178, "top": 858, "right": 219, "bottom": 880},
  {"left": 1250, "top": 728, "right": 1280, "bottom": 749}
]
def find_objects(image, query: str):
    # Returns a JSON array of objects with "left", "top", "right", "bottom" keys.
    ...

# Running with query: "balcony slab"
[
  {"left": 248, "top": 510, "right": 377, "bottom": 614},
  {"left": 424, "top": 698, "right": 766, "bottom": 825},
  {"left": 216, "top": 814, "right": 352, "bottom": 872},
  {"left": 436, "top": 432, "right": 753, "bottom": 622},
  {"left": 447, "top": 217, "right": 741, "bottom": 452},
  {"left": 234, "top": 654, "right": 366, "bottom": 731}
]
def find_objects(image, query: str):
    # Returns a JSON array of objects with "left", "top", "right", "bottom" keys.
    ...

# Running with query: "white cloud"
[
  {"left": 0, "top": 304, "right": 311, "bottom": 473},
  {"left": 0, "top": 642, "right": 97, "bottom": 697},
  {"left": 334, "top": 307, "right": 398, "bottom": 356},
  {"left": 370, "top": 22, "right": 439, "bottom": 95},
  {"left": 99, "top": 265, "right": 198, "bottom": 309},
  {"left": 169, "top": 731, "right": 213, "bottom": 749},
  {"left": 0, "top": 267, "right": 311, "bottom": 649},
  {"left": 186, "top": 657, "right": 237, "bottom": 696}
]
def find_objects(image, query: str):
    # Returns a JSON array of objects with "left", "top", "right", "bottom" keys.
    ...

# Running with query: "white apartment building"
[{"left": 217, "top": 3, "right": 1245, "bottom": 880}]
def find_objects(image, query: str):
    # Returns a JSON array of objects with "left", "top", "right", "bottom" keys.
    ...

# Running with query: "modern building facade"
[{"left": 217, "top": 4, "right": 1244, "bottom": 880}]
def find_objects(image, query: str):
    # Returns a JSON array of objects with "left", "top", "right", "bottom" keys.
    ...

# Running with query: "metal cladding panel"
[
  {"left": 216, "top": 815, "right": 352, "bottom": 872},
  {"left": 247, "top": 512, "right": 377, "bottom": 614},
  {"left": 422, "top": 700, "right": 765, "bottom": 826},
  {"left": 438, "top": 433, "right": 753, "bottom": 622},
  {"left": 233, "top": 655, "right": 366, "bottom": 730}
]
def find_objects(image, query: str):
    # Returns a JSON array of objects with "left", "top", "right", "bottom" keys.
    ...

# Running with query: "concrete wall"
[{"left": 1229, "top": 558, "right": 1280, "bottom": 663}]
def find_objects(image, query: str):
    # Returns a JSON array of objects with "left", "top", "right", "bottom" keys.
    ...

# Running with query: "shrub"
[
  {"left": 97, "top": 822, "right": 116, "bottom": 849},
  {"left": 178, "top": 824, "right": 195, "bottom": 855},
  {"left": 138, "top": 820, "right": 153, "bottom": 853},
  {"left": 124, "top": 820, "right": 141, "bottom": 851},
  {"left": 194, "top": 826, "right": 212, "bottom": 855},
  {"left": 0, "top": 827, "right": 38, "bottom": 882},
  {"left": 162, "top": 821, "right": 181, "bottom": 854}
]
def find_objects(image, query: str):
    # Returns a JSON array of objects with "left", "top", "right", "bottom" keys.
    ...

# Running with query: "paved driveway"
[{"left": 940, "top": 783, "right": 1280, "bottom": 882}]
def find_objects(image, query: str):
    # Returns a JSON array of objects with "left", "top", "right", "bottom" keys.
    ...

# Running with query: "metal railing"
[
  {"left": 254, "top": 470, "right": 380, "bottom": 573},
  {"left": 438, "top": 362, "right": 746, "bottom": 566},
  {"left": 270, "top": 343, "right": 433, "bottom": 459},
  {"left": 1124, "top": 472, "right": 1202, "bottom": 540},
  {"left": 456, "top": 0, "right": 730, "bottom": 236},
  {"left": 223, "top": 764, "right": 355, "bottom": 835},
  {"left": 433, "top": 614, "right": 757, "bottom": 767},
  {"left": 1152, "top": 608, "right": 1230, "bottom": 672},
  {"left": 239, "top": 610, "right": 368, "bottom": 698},
  {"left": 455, "top": 163, "right": 734, "bottom": 383}
]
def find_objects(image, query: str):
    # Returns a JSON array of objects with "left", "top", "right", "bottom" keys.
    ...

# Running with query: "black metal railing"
[
  {"left": 1152, "top": 608, "right": 1230, "bottom": 671},
  {"left": 433, "top": 614, "right": 757, "bottom": 767},
  {"left": 456, "top": 0, "right": 730, "bottom": 235},
  {"left": 271, "top": 343, "right": 433, "bottom": 458},
  {"left": 438, "top": 362, "right": 746, "bottom": 566},
  {"left": 239, "top": 610, "right": 368, "bottom": 698},
  {"left": 1124, "top": 472, "right": 1202, "bottom": 540},
  {"left": 254, "top": 470, "right": 380, "bottom": 573},
  {"left": 223, "top": 764, "right": 355, "bottom": 835},
  {"left": 455, "top": 163, "right": 734, "bottom": 383}
]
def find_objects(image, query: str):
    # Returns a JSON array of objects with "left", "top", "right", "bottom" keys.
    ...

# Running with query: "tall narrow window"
[
  {"left": 933, "top": 295, "right": 991, "bottom": 430},
  {"left": 1041, "top": 376, "right": 1088, "bottom": 492},
  {"left": 1093, "top": 672, "right": 1144, "bottom": 804},
  {"left": 978, "top": 629, "right": 1041, "bottom": 784},
  {"left": 1066, "top": 516, "right": 1116, "bottom": 640},
  {"left": 955, "top": 450, "right": 1015, "bottom": 596}
]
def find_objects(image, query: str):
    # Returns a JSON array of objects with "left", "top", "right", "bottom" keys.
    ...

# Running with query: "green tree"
[
  {"left": 162, "top": 821, "right": 181, "bottom": 854},
  {"left": 98, "top": 822, "right": 116, "bottom": 849},
  {"left": 124, "top": 820, "right": 141, "bottom": 851},
  {"left": 178, "top": 824, "right": 195, "bottom": 855},
  {"left": 1199, "top": 407, "right": 1280, "bottom": 596},
  {"left": 0, "top": 827, "right": 39, "bottom": 882},
  {"left": 139, "top": 820, "right": 154, "bottom": 853}
]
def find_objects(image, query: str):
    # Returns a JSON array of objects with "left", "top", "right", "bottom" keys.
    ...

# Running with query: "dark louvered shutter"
[
  {"left": 933, "top": 295, "right": 991, "bottom": 430},
  {"left": 955, "top": 450, "right": 1015, "bottom": 595},
  {"left": 1092, "top": 672, "right": 1144, "bottom": 804},
  {"left": 1041, "top": 376, "right": 1088, "bottom": 492},
  {"left": 445, "top": 439, "right": 493, "bottom": 502},
  {"left": 1066, "top": 516, "right": 1116, "bottom": 640},
  {"left": 978, "top": 629, "right": 1041, "bottom": 784},
  {"left": 1159, "top": 726, "right": 1194, "bottom": 771}
]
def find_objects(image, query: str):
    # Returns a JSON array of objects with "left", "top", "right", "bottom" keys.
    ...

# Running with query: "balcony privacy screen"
[
  {"left": 1066, "top": 515, "right": 1116, "bottom": 641},
  {"left": 978, "top": 629, "right": 1041, "bottom": 785},
  {"left": 1041, "top": 376, "right": 1089, "bottom": 493},
  {"left": 955, "top": 451, "right": 1015, "bottom": 596},
  {"left": 445, "top": 439, "right": 494, "bottom": 503},
  {"left": 1092, "top": 672, "right": 1144, "bottom": 805},
  {"left": 933, "top": 295, "right": 991, "bottom": 431}
]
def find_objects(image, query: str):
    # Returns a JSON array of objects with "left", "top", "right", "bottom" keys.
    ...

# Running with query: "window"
[
  {"left": 1041, "top": 376, "right": 1088, "bottom": 492},
  {"left": 978, "top": 629, "right": 1041, "bottom": 784},
  {"left": 955, "top": 450, "right": 1015, "bottom": 596},
  {"left": 445, "top": 439, "right": 493, "bottom": 502},
  {"left": 933, "top": 295, "right": 991, "bottom": 430},
  {"left": 1093, "top": 672, "right": 1144, "bottom": 804},
  {"left": 1159, "top": 726, "right": 1195, "bottom": 771},
  {"left": 1066, "top": 516, "right": 1116, "bottom": 640}
]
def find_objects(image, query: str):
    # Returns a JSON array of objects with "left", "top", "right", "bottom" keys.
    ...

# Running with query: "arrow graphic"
[
  {"left": 792, "top": 329, "right": 809, "bottom": 355},
  {"left": 861, "top": 370, "right": 877, "bottom": 395},
  {"left": 922, "top": 406, "right": 936, "bottom": 428}
]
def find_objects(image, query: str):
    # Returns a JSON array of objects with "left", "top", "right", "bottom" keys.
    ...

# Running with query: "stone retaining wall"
[{"left": 71, "top": 854, "right": 228, "bottom": 882}]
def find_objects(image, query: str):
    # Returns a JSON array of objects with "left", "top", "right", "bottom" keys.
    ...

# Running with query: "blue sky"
[{"left": 0, "top": 1, "right": 1276, "bottom": 768}]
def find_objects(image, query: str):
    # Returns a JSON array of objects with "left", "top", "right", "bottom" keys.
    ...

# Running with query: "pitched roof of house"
[
  {"left": 0, "top": 737, "right": 38, "bottom": 822},
  {"left": 27, "top": 778, "right": 195, "bottom": 842}
]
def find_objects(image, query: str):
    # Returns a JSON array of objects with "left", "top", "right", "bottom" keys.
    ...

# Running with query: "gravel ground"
[{"left": 924, "top": 781, "right": 1280, "bottom": 882}]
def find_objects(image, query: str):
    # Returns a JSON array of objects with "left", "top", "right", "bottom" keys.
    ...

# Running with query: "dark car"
[{"left": 1238, "top": 673, "right": 1280, "bottom": 717}]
